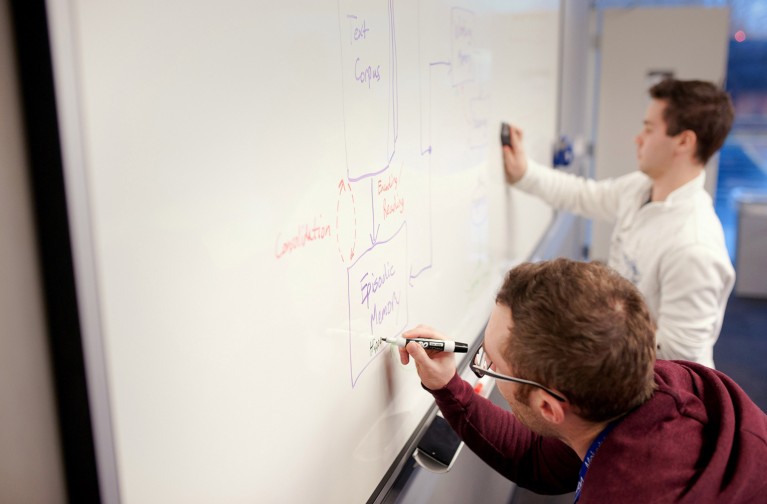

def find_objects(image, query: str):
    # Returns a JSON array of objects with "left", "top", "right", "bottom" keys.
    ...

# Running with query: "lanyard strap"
[{"left": 572, "top": 419, "right": 621, "bottom": 504}]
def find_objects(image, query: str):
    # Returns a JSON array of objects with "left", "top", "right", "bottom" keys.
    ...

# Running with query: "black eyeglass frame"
[{"left": 470, "top": 346, "right": 567, "bottom": 402}]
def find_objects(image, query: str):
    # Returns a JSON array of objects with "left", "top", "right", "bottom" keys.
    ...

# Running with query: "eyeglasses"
[{"left": 470, "top": 346, "right": 566, "bottom": 402}]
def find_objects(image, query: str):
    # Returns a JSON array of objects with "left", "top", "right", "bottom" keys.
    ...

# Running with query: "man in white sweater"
[{"left": 503, "top": 79, "right": 735, "bottom": 368}]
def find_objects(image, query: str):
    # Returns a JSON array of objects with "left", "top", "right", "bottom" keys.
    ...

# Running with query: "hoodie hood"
[{"left": 584, "top": 360, "right": 767, "bottom": 503}]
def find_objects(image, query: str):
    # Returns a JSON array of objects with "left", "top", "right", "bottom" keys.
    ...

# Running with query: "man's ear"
[
  {"left": 535, "top": 390, "right": 566, "bottom": 425},
  {"left": 676, "top": 130, "right": 698, "bottom": 158}
]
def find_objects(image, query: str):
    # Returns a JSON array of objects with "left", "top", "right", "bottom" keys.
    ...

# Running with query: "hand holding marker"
[{"left": 382, "top": 335, "right": 469, "bottom": 353}]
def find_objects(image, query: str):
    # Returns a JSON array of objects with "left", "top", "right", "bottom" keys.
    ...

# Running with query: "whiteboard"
[{"left": 46, "top": 1, "right": 559, "bottom": 502}]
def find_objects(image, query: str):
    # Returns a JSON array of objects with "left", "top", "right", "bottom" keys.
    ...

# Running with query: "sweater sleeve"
[
  {"left": 514, "top": 159, "right": 631, "bottom": 223},
  {"left": 428, "top": 373, "right": 581, "bottom": 494}
]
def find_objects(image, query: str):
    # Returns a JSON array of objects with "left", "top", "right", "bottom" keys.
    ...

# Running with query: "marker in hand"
[{"left": 382, "top": 336, "right": 469, "bottom": 353}]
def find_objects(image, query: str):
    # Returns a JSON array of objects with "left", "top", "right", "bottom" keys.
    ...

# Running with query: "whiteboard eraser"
[{"left": 500, "top": 122, "right": 511, "bottom": 147}]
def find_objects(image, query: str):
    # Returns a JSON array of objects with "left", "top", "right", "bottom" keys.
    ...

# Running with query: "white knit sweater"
[{"left": 515, "top": 160, "right": 735, "bottom": 368}]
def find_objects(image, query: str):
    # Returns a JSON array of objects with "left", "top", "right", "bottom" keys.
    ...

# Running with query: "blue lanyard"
[{"left": 572, "top": 419, "right": 621, "bottom": 504}]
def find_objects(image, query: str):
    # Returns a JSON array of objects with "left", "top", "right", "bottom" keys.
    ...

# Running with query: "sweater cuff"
[
  {"left": 514, "top": 158, "right": 546, "bottom": 192},
  {"left": 424, "top": 372, "right": 475, "bottom": 409}
]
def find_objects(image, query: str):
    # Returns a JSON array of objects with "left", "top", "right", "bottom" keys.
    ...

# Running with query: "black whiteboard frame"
[{"left": 9, "top": 0, "right": 101, "bottom": 501}]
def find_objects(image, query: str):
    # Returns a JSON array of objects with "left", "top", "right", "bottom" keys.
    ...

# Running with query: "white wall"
[{"left": 0, "top": 1, "right": 66, "bottom": 501}]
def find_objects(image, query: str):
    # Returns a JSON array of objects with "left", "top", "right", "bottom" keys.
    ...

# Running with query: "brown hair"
[
  {"left": 495, "top": 259, "right": 656, "bottom": 422},
  {"left": 649, "top": 79, "right": 734, "bottom": 165}
]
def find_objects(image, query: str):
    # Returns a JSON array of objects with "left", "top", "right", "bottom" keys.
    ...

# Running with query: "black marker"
[
  {"left": 501, "top": 122, "right": 512, "bottom": 147},
  {"left": 383, "top": 336, "right": 469, "bottom": 353}
]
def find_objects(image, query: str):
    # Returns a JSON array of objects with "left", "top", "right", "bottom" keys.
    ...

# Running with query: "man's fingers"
[
  {"left": 510, "top": 127, "right": 523, "bottom": 151},
  {"left": 398, "top": 346, "right": 410, "bottom": 365},
  {"left": 405, "top": 340, "right": 429, "bottom": 365}
]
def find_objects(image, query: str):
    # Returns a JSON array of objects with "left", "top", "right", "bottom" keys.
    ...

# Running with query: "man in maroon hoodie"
[{"left": 399, "top": 259, "right": 767, "bottom": 503}]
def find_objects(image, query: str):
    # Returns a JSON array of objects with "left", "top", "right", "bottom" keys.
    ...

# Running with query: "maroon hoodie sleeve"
[{"left": 428, "top": 373, "right": 581, "bottom": 495}]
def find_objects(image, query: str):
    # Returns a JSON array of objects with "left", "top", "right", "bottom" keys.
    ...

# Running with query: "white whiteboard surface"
[{"left": 46, "top": 1, "right": 559, "bottom": 502}]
